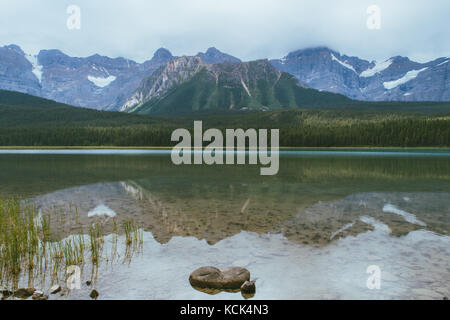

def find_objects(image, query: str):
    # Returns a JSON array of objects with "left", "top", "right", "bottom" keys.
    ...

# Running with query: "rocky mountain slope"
[
  {"left": 0, "top": 45, "right": 241, "bottom": 110},
  {"left": 121, "top": 56, "right": 351, "bottom": 115},
  {"left": 0, "top": 44, "right": 175, "bottom": 110},
  {"left": 0, "top": 45, "right": 42, "bottom": 97},
  {"left": 39, "top": 48, "right": 175, "bottom": 110},
  {"left": 270, "top": 47, "right": 450, "bottom": 102},
  {"left": 196, "top": 47, "right": 241, "bottom": 64},
  {"left": 1, "top": 44, "right": 448, "bottom": 111}
]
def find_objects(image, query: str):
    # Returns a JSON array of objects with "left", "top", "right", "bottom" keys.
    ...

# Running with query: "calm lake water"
[{"left": 0, "top": 149, "right": 449, "bottom": 299}]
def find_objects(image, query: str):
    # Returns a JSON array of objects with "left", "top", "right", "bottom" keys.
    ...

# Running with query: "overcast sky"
[{"left": 0, "top": 0, "right": 449, "bottom": 63}]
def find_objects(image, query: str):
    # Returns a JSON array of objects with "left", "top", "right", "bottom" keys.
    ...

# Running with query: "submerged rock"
[
  {"left": 14, "top": 288, "right": 36, "bottom": 299},
  {"left": 189, "top": 266, "right": 250, "bottom": 290},
  {"left": 32, "top": 291, "right": 48, "bottom": 300},
  {"left": 1, "top": 289, "right": 13, "bottom": 299},
  {"left": 89, "top": 289, "right": 99, "bottom": 300}
]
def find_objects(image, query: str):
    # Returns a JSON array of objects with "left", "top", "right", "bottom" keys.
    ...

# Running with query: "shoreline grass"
[{"left": 0, "top": 198, "right": 143, "bottom": 293}]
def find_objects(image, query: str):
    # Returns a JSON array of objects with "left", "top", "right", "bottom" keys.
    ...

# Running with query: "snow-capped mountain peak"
[
  {"left": 0, "top": 44, "right": 448, "bottom": 109},
  {"left": 270, "top": 47, "right": 449, "bottom": 101}
]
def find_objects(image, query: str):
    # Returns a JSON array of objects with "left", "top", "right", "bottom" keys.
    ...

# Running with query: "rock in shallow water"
[
  {"left": 14, "top": 288, "right": 36, "bottom": 299},
  {"left": 1, "top": 289, "right": 13, "bottom": 299},
  {"left": 189, "top": 266, "right": 250, "bottom": 290},
  {"left": 89, "top": 289, "right": 99, "bottom": 300},
  {"left": 240, "top": 280, "right": 256, "bottom": 294},
  {"left": 32, "top": 291, "right": 48, "bottom": 300}
]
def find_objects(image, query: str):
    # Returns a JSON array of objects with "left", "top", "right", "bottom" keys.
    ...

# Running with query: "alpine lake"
[{"left": 0, "top": 148, "right": 449, "bottom": 300}]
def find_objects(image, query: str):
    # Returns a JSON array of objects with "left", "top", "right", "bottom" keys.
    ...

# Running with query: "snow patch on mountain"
[
  {"left": 330, "top": 53, "right": 356, "bottom": 73},
  {"left": 436, "top": 59, "right": 449, "bottom": 67},
  {"left": 383, "top": 67, "right": 428, "bottom": 90},
  {"left": 25, "top": 54, "right": 43, "bottom": 83},
  {"left": 241, "top": 78, "right": 252, "bottom": 97},
  {"left": 88, "top": 75, "right": 116, "bottom": 87},
  {"left": 360, "top": 59, "right": 393, "bottom": 77}
]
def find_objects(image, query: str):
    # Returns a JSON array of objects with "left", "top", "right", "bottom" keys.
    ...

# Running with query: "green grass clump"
[
  {"left": 122, "top": 219, "right": 143, "bottom": 263},
  {"left": 89, "top": 223, "right": 104, "bottom": 265},
  {"left": 123, "top": 219, "right": 143, "bottom": 247},
  {"left": 0, "top": 198, "right": 143, "bottom": 291},
  {"left": 0, "top": 199, "right": 43, "bottom": 281}
]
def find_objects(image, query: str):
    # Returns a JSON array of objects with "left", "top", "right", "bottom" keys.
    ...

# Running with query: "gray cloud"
[{"left": 0, "top": 0, "right": 449, "bottom": 63}]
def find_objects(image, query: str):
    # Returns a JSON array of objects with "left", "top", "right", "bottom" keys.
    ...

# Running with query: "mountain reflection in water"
[{"left": 1, "top": 150, "right": 449, "bottom": 299}]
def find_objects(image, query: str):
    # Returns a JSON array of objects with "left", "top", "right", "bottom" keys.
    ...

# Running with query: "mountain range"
[
  {"left": 0, "top": 44, "right": 449, "bottom": 113},
  {"left": 0, "top": 45, "right": 239, "bottom": 111},
  {"left": 121, "top": 56, "right": 353, "bottom": 115},
  {"left": 270, "top": 47, "right": 450, "bottom": 102}
]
